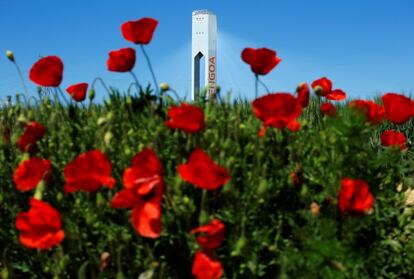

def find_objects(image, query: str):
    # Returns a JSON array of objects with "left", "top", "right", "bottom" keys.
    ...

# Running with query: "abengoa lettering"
[{"left": 208, "top": 56, "right": 216, "bottom": 95}]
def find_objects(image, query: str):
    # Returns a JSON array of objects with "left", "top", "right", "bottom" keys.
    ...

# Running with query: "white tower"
[{"left": 191, "top": 10, "right": 217, "bottom": 101}]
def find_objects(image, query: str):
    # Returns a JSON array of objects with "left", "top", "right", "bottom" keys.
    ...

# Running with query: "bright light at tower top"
[{"left": 192, "top": 10, "right": 215, "bottom": 16}]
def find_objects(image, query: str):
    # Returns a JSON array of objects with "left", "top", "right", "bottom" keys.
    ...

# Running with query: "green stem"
[
  {"left": 140, "top": 45, "right": 160, "bottom": 96},
  {"left": 255, "top": 74, "right": 259, "bottom": 99},
  {"left": 258, "top": 78, "right": 271, "bottom": 93},
  {"left": 129, "top": 71, "right": 142, "bottom": 93},
  {"left": 91, "top": 77, "right": 111, "bottom": 95},
  {"left": 13, "top": 62, "right": 30, "bottom": 106},
  {"left": 56, "top": 87, "right": 71, "bottom": 107},
  {"left": 198, "top": 190, "right": 208, "bottom": 225}
]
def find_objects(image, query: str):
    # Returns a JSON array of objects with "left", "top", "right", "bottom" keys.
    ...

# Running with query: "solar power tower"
[{"left": 191, "top": 10, "right": 217, "bottom": 101}]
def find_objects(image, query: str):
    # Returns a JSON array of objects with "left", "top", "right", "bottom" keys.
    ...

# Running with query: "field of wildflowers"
[{"left": 1, "top": 17, "right": 414, "bottom": 279}]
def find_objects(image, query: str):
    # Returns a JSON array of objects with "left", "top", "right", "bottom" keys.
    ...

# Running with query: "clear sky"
[{"left": 0, "top": 0, "right": 413, "bottom": 101}]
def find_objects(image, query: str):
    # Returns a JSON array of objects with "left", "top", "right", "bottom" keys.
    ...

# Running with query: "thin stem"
[
  {"left": 91, "top": 77, "right": 111, "bottom": 95},
  {"left": 12, "top": 62, "right": 30, "bottom": 106},
  {"left": 198, "top": 190, "right": 208, "bottom": 225},
  {"left": 258, "top": 78, "right": 271, "bottom": 93},
  {"left": 56, "top": 87, "right": 71, "bottom": 107},
  {"left": 255, "top": 74, "right": 259, "bottom": 99},
  {"left": 140, "top": 45, "right": 159, "bottom": 96},
  {"left": 166, "top": 89, "right": 182, "bottom": 102},
  {"left": 129, "top": 71, "right": 141, "bottom": 93}
]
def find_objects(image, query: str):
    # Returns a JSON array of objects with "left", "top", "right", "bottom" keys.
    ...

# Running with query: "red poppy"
[
  {"left": 253, "top": 93, "right": 302, "bottom": 132},
  {"left": 16, "top": 121, "right": 46, "bottom": 153},
  {"left": 121, "top": 18, "right": 159, "bottom": 45},
  {"left": 311, "top": 77, "right": 346, "bottom": 101},
  {"left": 320, "top": 103, "right": 336, "bottom": 117},
  {"left": 349, "top": 100, "right": 385, "bottom": 125},
  {"left": 15, "top": 198, "right": 64, "bottom": 249},
  {"left": 311, "top": 77, "right": 332, "bottom": 97},
  {"left": 290, "top": 164, "right": 302, "bottom": 188},
  {"left": 107, "top": 48, "right": 136, "bottom": 72},
  {"left": 66, "top": 83, "right": 88, "bottom": 102},
  {"left": 178, "top": 149, "right": 230, "bottom": 191},
  {"left": 241, "top": 47, "right": 281, "bottom": 75},
  {"left": 13, "top": 157, "right": 51, "bottom": 192},
  {"left": 338, "top": 178, "right": 374, "bottom": 215},
  {"left": 29, "top": 56, "right": 63, "bottom": 87},
  {"left": 191, "top": 219, "right": 225, "bottom": 250},
  {"left": 64, "top": 150, "right": 116, "bottom": 193},
  {"left": 296, "top": 83, "right": 310, "bottom": 108},
  {"left": 111, "top": 148, "right": 164, "bottom": 238},
  {"left": 380, "top": 130, "right": 407, "bottom": 151},
  {"left": 192, "top": 251, "right": 223, "bottom": 279},
  {"left": 381, "top": 93, "right": 414, "bottom": 125},
  {"left": 165, "top": 103, "right": 205, "bottom": 133},
  {"left": 326, "top": 89, "right": 346, "bottom": 101}
]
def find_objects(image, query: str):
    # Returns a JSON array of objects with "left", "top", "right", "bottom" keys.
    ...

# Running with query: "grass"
[{"left": 1, "top": 87, "right": 414, "bottom": 278}]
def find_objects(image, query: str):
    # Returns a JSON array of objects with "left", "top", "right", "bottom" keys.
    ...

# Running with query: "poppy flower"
[
  {"left": 107, "top": 48, "right": 136, "bottom": 72},
  {"left": 121, "top": 18, "right": 159, "bottom": 45},
  {"left": 191, "top": 219, "right": 225, "bottom": 250},
  {"left": 338, "top": 178, "right": 374, "bottom": 215},
  {"left": 64, "top": 150, "right": 116, "bottom": 193},
  {"left": 111, "top": 148, "right": 164, "bottom": 238},
  {"left": 16, "top": 121, "right": 46, "bottom": 153},
  {"left": 320, "top": 103, "right": 336, "bottom": 117},
  {"left": 241, "top": 47, "right": 281, "bottom": 75},
  {"left": 15, "top": 198, "right": 65, "bottom": 249},
  {"left": 296, "top": 83, "right": 310, "bottom": 108},
  {"left": 192, "top": 251, "right": 223, "bottom": 279},
  {"left": 29, "top": 56, "right": 63, "bottom": 87},
  {"left": 13, "top": 157, "right": 51, "bottom": 192},
  {"left": 380, "top": 130, "right": 407, "bottom": 151},
  {"left": 311, "top": 77, "right": 332, "bottom": 97},
  {"left": 381, "top": 93, "right": 414, "bottom": 125},
  {"left": 165, "top": 103, "right": 205, "bottom": 133},
  {"left": 178, "top": 149, "right": 230, "bottom": 191},
  {"left": 253, "top": 93, "right": 302, "bottom": 131},
  {"left": 349, "top": 100, "right": 385, "bottom": 125},
  {"left": 326, "top": 89, "right": 346, "bottom": 101},
  {"left": 311, "top": 77, "right": 346, "bottom": 101},
  {"left": 66, "top": 83, "right": 88, "bottom": 102}
]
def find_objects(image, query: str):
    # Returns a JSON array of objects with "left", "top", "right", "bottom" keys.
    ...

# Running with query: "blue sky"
[{"left": 0, "top": 0, "right": 413, "bottom": 101}]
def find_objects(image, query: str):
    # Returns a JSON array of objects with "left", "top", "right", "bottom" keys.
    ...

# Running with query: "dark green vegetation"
[{"left": 1, "top": 89, "right": 414, "bottom": 278}]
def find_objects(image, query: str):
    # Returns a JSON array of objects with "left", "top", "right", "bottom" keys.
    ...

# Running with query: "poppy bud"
[
  {"left": 17, "top": 114, "right": 29, "bottom": 125},
  {"left": 34, "top": 180, "right": 46, "bottom": 200},
  {"left": 97, "top": 117, "right": 107, "bottom": 126},
  {"left": 405, "top": 188, "right": 414, "bottom": 206},
  {"left": 126, "top": 95, "right": 132, "bottom": 105},
  {"left": 310, "top": 202, "right": 320, "bottom": 216},
  {"left": 6, "top": 50, "right": 15, "bottom": 62},
  {"left": 107, "top": 112, "right": 114, "bottom": 120},
  {"left": 257, "top": 179, "right": 268, "bottom": 195},
  {"left": 104, "top": 131, "right": 113, "bottom": 145},
  {"left": 124, "top": 147, "right": 132, "bottom": 156},
  {"left": 182, "top": 196, "right": 190, "bottom": 204},
  {"left": 96, "top": 192, "right": 105, "bottom": 208},
  {"left": 56, "top": 192, "right": 64, "bottom": 202},
  {"left": 89, "top": 89, "right": 95, "bottom": 101},
  {"left": 159, "top": 82, "right": 170, "bottom": 92}
]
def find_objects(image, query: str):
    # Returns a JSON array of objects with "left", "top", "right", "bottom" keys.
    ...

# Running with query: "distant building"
[{"left": 191, "top": 10, "right": 217, "bottom": 100}]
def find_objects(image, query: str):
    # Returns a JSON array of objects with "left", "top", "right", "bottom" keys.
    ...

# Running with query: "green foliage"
[{"left": 1, "top": 91, "right": 414, "bottom": 278}]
